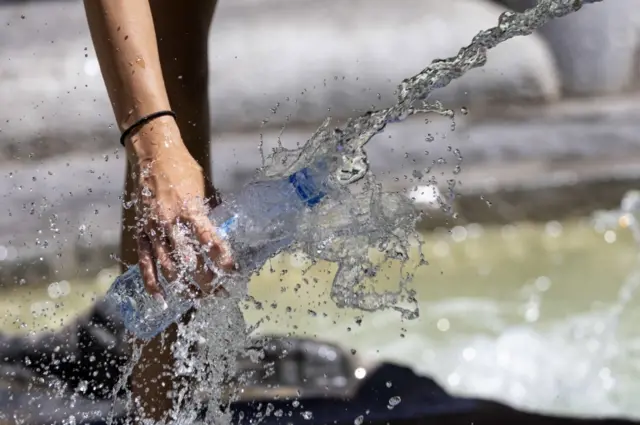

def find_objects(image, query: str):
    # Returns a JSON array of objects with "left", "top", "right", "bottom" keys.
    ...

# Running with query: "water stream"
[{"left": 255, "top": 0, "right": 605, "bottom": 316}]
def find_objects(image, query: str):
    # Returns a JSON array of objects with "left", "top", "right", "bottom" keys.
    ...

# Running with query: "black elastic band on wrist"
[{"left": 119, "top": 110, "right": 177, "bottom": 147}]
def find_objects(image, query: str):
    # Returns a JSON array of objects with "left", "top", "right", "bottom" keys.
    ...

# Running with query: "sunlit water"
[{"left": 2, "top": 219, "right": 640, "bottom": 418}]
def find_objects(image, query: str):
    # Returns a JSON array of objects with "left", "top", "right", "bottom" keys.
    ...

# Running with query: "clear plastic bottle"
[{"left": 106, "top": 161, "right": 331, "bottom": 340}]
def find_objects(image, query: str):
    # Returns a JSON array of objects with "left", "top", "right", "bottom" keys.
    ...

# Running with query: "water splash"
[
  {"left": 575, "top": 191, "right": 640, "bottom": 411},
  {"left": 263, "top": 0, "right": 604, "bottom": 179},
  {"left": 256, "top": 0, "right": 604, "bottom": 316},
  {"left": 123, "top": 1, "right": 606, "bottom": 423},
  {"left": 592, "top": 190, "right": 640, "bottom": 330}
]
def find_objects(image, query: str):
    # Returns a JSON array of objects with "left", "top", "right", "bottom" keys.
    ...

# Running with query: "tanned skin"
[{"left": 84, "top": 0, "right": 228, "bottom": 421}]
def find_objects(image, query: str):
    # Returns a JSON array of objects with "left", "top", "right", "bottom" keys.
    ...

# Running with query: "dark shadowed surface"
[{"left": 0, "top": 299, "right": 638, "bottom": 425}]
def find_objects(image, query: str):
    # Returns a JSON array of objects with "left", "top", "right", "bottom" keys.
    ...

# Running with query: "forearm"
[
  {"left": 83, "top": 0, "right": 178, "bottom": 162},
  {"left": 84, "top": 1, "right": 183, "bottom": 418}
]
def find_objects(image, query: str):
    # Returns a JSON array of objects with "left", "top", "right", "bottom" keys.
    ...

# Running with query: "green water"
[{"left": 1, "top": 219, "right": 639, "bottom": 417}]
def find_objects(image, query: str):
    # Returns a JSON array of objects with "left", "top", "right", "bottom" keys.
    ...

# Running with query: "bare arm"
[
  {"left": 83, "top": 1, "right": 233, "bottom": 420},
  {"left": 84, "top": 0, "right": 178, "bottom": 162},
  {"left": 83, "top": 1, "right": 192, "bottom": 420}
]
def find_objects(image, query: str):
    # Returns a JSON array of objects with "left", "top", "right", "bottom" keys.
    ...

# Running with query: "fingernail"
[{"left": 153, "top": 293, "right": 168, "bottom": 310}]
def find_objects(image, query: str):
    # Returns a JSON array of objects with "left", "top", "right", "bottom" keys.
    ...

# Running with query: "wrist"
[{"left": 123, "top": 115, "right": 185, "bottom": 165}]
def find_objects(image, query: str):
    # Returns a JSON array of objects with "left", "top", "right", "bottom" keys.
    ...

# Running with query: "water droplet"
[{"left": 387, "top": 396, "right": 401, "bottom": 409}]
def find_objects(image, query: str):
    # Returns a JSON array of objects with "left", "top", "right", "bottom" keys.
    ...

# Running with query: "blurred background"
[{"left": 1, "top": 0, "right": 640, "bottom": 419}]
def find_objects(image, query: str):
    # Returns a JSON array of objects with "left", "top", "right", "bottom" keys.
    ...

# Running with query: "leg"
[
  {"left": 152, "top": 0, "right": 217, "bottom": 180},
  {"left": 121, "top": 0, "right": 217, "bottom": 421}
]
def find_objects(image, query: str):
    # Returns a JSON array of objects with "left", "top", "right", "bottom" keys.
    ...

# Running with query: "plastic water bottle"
[{"left": 107, "top": 161, "right": 331, "bottom": 340}]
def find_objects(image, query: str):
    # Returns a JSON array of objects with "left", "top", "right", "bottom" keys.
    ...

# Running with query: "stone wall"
[{"left": 495, "top": 0, "right": 640, "bottom": 97}]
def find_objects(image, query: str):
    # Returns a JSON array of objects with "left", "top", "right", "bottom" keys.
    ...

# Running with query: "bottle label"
[{"left": 289, "top": 167, "right": 325, "bottom": 207}]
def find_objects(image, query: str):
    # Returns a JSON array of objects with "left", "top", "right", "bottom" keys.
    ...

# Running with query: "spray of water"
[
  {"left": 120, "top": 1, "right": 606, "bottom": 423},
  {"left": 257, "top": 0, "right": 604, "bottom": 316},
  {"left": 588, "top": 191, "right": 640, "bottom": 384}
]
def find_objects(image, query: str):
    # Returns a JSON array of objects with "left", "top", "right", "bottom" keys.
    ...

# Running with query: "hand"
[{"left": 125, "top": 117, "right": 234, "bottom": 302}]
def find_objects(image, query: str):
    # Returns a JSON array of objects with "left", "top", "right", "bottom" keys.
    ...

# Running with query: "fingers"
[
  {"left": 177, "top": 211, "right": 236, "bottom": 295},
  {"left": 137, "top": 232, "right": 163, "bottom": 299},
  {"left": 189, "top": 213, "right": 235, "bottom": 272},
  {"left": 135, "top": 196, "right": 235, "bottom": 299},
  {"left": 150, "top": 232, "right": 176, "bottom": 283},
  {"left": 161, "top": 219, "right": 210, "bottom": 291},
  {"left": 190, "top": 254, "right": 216, "bottom": 295}
]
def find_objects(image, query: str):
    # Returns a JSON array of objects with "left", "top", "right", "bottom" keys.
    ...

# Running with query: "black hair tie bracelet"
[{"left": 119, "top": 110, "right": 177, "bottom": 147}]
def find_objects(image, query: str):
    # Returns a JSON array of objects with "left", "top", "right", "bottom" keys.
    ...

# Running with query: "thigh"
[
  {"left": 150, "top": 0, "right": 216, "bottom": 68},
  {"left": 149, "top": 0, "right": 217, "bottom": 177}
]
